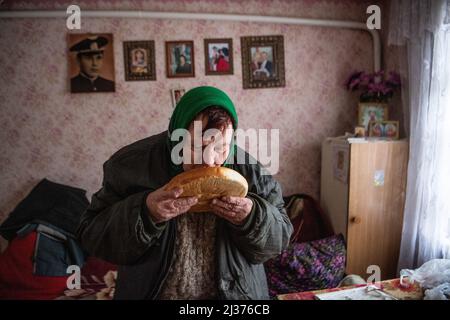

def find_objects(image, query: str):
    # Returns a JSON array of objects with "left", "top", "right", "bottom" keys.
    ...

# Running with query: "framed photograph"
[
  {"left": 368, "top": 121, "right": 400, "bottom": 139},
  {"left": 68, "top": 33, "right": 115, "bottom": 93},
  {"left": 166, "top": 41, "right": 195, "bottom": 78},
  {"left": 241, "top": 35, "right": 285, "bottom": 89},
  {"left": 358, "top": 103, "right": 389, "bottom": 129},
  {"left": 123, "top": 41, "right": 156, "bottom": 81},
  {"left": 333, "top": 144, "right": 349, "bottom": 184},
  {"left": 204, "top": 38, "right": 233, "bottom": 75},
  {"left": 171, "top": 88, "right": 186, "bottom": 108}
]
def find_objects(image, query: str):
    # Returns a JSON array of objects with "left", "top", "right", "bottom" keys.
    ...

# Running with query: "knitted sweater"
[{"left": 158, "top": 212, "right": 218, "bottom": 300}]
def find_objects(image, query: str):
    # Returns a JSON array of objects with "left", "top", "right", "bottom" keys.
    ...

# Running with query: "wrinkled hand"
[
  {"left": 210, "top": 196, "right": 253, "bottom": 225},
  {"left": 146, "top": 186, "right": 198, "bottom": 224}
]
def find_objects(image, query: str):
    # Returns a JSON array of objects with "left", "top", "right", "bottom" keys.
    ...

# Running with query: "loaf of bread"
[{"left": 164, "top": 167, "right": 248, "bottom": 212}]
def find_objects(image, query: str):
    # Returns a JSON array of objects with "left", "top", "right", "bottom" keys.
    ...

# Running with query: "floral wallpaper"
[{"left": 0, "top": 0, "right": 383, "bottom": 222}]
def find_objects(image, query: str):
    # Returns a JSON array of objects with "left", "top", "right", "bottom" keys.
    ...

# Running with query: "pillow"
[
  {"left": 264, "top": 234, "right": 346, "bottom": 299},
  {"left": 0, "top": 231, "right": 68, "bottom": 300},
  {"left": 0, "top": 231, "right": 117, "bottom": 300}
]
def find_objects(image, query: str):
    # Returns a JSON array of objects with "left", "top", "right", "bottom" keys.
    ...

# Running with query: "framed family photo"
[
  {"left": 68, "top": 33, "right": 115, "bottom": 93},
  {"left": 204, "top": 38, "right": 233, "bottom": 75},
  {"left": 369, "top": 121, "right": 400, "bottom": 139},
  {"left": 358, "top": 103, "right": 389, "bottom": 129},
  {"left": 123, "top": 40, "right": 156, "bottom": 81},
  {"left": 241, "top": 35, "right": 285, "bottom": 89},
  {"left": 166, "top": 41, "right": 195, "bottom": 78}
]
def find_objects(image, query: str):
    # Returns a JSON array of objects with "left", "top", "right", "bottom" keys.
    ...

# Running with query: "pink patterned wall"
[{"left": 0, "top": 0, "right": 384, "bottom": 222}]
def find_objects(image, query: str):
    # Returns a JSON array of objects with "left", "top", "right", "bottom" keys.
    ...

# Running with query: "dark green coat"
[{"left": 76, "top": 131, "right": 293, "bottom": 300}]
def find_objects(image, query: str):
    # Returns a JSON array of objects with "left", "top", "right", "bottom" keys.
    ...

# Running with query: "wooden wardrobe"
[{"left": 320, "top": 137, "right": 409, "bottom": 280}]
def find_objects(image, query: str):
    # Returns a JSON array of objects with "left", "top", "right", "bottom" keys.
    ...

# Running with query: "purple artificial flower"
[
  {"left": 386, "top": 71, "right": 401, "bottom": 87},
  {"left": 345, "top": 71, "right": 368, "bottom": 90},
  {"left": 349, "top": 78, "right": 361, "bottom": 91},
  {"left": 382, "top": 86, "right": 393, "bottom": 95},
  {"left": 367, "top": 82, "right": 381, "bottom": 93},
  {"left": 346, "top": 69, "right": 400, "bottom": 103},
  {"left": 360, "top": 72, "right": 371, "bottom": 86}
]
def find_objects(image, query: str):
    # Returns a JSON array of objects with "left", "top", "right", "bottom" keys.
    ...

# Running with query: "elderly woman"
[{"left": 77, "top": 86, "right": 293, "bottom": 300}]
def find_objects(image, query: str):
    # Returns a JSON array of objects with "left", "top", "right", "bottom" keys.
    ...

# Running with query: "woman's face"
[
  {"left": 135, "top": 50, "right": 144, "bottom": 60},
  {"left": 253, "top": 52, "right": 261, "bottom": 63},
  {"left": 179, "top": 56, "right": 186, "bottom": 65},
  {"left": 182, "top": 113, "right": 233, "bottom": 172}
]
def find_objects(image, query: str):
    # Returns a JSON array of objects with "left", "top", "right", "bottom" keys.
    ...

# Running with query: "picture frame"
[
  {"left": 358, "top": 103, "right": 389, "bottom": 129},
  {"left": 165, "top": 41, "right": 195, "bottom": 78},
  {"left": 68, "top": 33, "right": 115, "bottom": 93},
  {"left": 204, "top": 38, "right": 233, "bottom": 75},
  {"left": 368, "top": 121, "right": 400, "bottom": 139},
  {"left": 241, "top": 35, "right": 285, "bottom": 89},
  {"left": 333, "top": 144, "right": 349, "bottom": 184},
  {"left": 123, "top": 40, "right": 156, "bottom": 81},
  {"left": 171, "top": 88, "right": 186, "bottom": 108}
]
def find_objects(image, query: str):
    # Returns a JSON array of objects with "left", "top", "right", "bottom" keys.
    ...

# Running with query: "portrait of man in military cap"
[{"left": 68, "top": 34, "right": 115, "bottom": 93}]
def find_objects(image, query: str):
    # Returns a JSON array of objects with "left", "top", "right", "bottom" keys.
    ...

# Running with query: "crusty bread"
[{"left": 164, "top": 167, "right": 248, "bottom": 212}]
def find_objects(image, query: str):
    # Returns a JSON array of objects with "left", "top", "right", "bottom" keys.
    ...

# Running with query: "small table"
[{"left": 277, "top": 278, "right": 423, "bottom": 300}]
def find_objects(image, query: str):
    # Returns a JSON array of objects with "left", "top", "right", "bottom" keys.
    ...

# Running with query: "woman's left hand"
[{"left": 211, "top": 196, "right": 253, "bottom": 225}]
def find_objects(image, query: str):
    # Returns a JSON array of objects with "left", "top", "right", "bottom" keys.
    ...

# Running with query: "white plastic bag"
[
  {"left": 400, "top": 259, "right": 450, "bottom": 289},
  {"left": 424, "top": 283, "right": 450, "bottom": 300}
]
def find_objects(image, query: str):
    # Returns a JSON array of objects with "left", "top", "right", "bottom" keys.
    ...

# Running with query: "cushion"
[
  {"left": 0, "top": 231, "right": 68, "bottom": 299},
  {"left": 264, "top": 234, "right": 346, "bottom": 299}
]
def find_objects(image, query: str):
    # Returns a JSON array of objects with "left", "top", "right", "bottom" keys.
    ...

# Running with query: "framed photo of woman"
[{"left": 123, "top": 40, "right": 156, "bottom": 81}]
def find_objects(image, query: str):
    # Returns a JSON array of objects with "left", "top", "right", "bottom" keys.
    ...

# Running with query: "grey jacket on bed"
[{"left": 76, "top": 131, "right": 293, "bottom": 300}]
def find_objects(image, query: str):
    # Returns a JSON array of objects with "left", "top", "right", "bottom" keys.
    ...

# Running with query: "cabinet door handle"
[{"left": 351, "top": 216, "right": 362, "bottom": 224}]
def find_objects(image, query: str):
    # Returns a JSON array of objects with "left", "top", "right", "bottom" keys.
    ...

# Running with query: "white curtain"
[{"left": 389, "top": 0, "right": 450, "bottom": 271}]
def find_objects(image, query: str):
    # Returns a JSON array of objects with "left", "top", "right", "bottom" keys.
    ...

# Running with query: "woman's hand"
[
  {"left": 210, "top": 196, "right": 253, "bottom": 225},
  {"left": 145, "top": 187, "right": 198, "bottom": 224}
]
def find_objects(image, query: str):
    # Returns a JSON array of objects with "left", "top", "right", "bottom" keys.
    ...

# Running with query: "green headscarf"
[{"left": 167, "top": 86, "right": 238, "bottom": 177}]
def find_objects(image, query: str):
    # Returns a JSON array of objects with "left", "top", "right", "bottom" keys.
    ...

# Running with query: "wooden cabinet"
[{"left": 320, "top": 138, "right": 409, "bottom": 280}]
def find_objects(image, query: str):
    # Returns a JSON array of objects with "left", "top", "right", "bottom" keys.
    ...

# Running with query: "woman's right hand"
[{"left": 145, "top": 186, "right": 198, "bottom": 224}]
